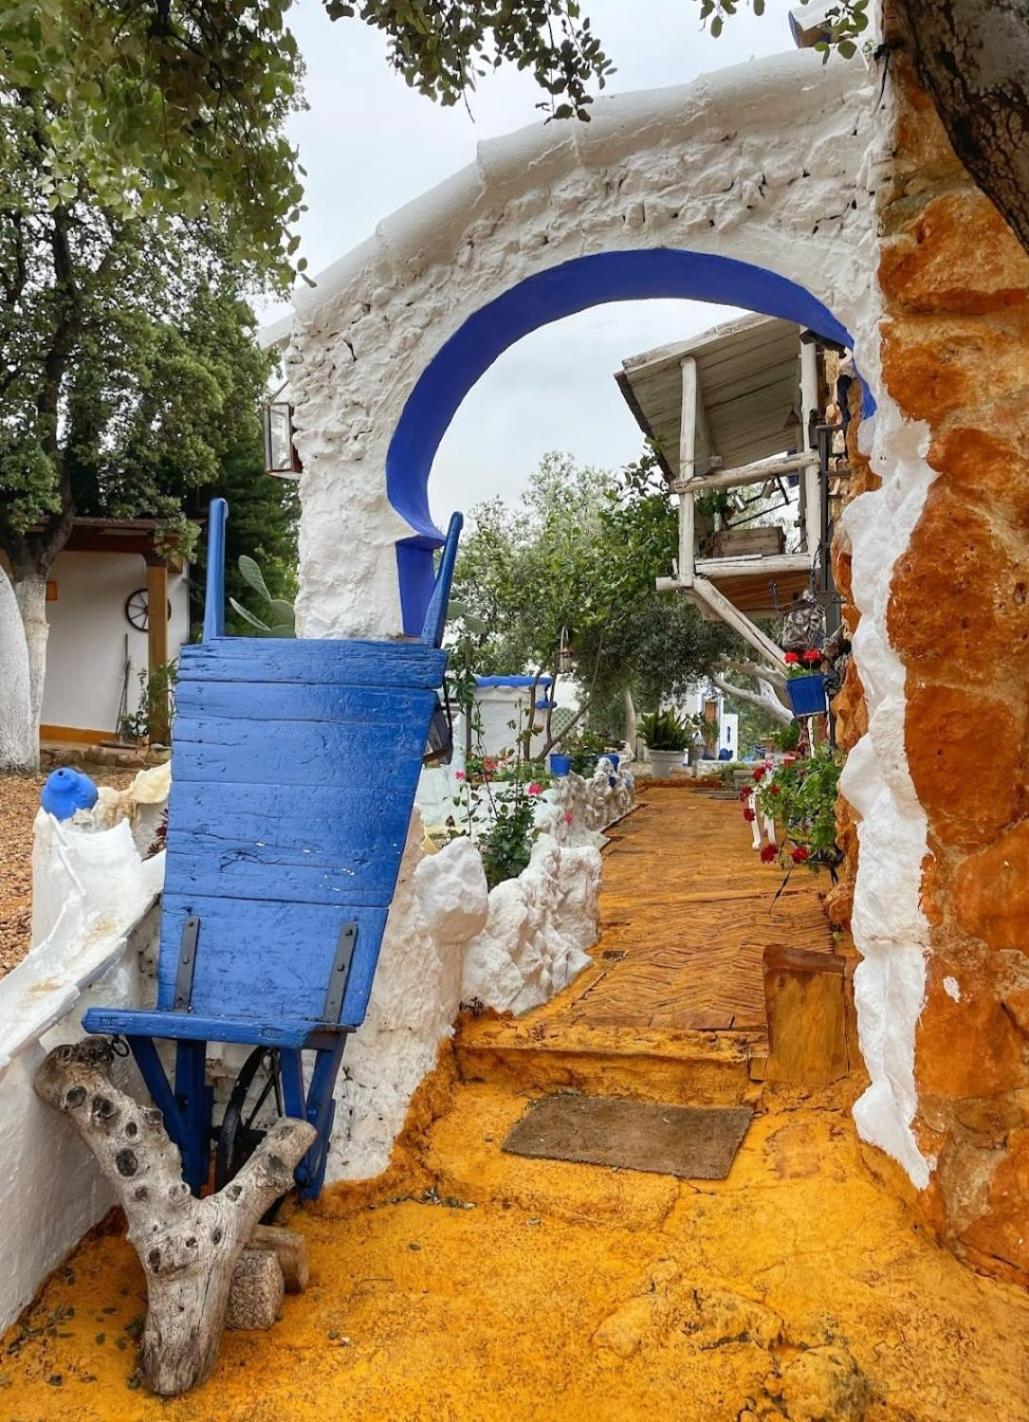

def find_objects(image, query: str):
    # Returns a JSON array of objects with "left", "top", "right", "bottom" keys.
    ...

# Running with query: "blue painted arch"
[{"left": 388, "top": 247, "right": 862, "bottom": 633}]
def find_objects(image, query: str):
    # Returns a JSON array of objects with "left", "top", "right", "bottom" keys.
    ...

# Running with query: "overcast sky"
[{"left": 268, "top": 0, "right": 802, "bottom": 523}]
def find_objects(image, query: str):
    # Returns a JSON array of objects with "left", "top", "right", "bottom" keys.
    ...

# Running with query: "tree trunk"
[
  {"left": 14, "top": 573, "right": 49, "bottom": 741},
  {"left": 623, "top": 687, "right": 637, "bottom": 751},
  {"left": 897, "top": 0, "right": 1029, "bottom": 254},
  {"left": 35, "top": 1039, "right": 317, "bottom": 1396},
  {"left": 0, "top": 566, "right": 37, "bottom": 772}
]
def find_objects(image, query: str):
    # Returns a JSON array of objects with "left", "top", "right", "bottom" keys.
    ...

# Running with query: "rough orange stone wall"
[{"left": 876, "top": 51, "right": 1029, "bottom": 1285}]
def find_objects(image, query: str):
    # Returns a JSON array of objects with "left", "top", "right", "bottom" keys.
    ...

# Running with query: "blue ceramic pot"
[{"left": 786, "top": 673, "right": 827, "bottom": 717}]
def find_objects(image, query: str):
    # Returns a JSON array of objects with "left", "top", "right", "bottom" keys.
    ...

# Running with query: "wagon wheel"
[
  {"left": 213, "top": 1047, "right": 286, "bottom": 1198},
  {"left": 125, "top": 587, "right": 174, "bottom": 633}
]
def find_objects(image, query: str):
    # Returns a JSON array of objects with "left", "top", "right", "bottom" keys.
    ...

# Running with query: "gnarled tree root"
[{"left": 35, "top": 1038, "right": 316, "bottom": 1396}]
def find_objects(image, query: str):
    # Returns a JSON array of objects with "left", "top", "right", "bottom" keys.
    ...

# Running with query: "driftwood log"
[{"left": 35, "top": 1039, "right": 316, "bottom": 1395}]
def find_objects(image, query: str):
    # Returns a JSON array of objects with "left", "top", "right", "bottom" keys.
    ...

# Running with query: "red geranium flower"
[
  {"left": 743, "top": 807, "right": 756, "bottom": 822},
  {"left": 760, "top": 843, "right": 778, "bottom": 863},
  {"left": 752, "top": 767, "right": 766, "bottom": 782},
  {"left": 803, "top": 649, "right": 821, "bottom": 664},
  {"left": 791, "top": 845, "right": 810, "bottom": 863},
  {"left": 784, "top": 652, "right": 799, "bottom": 664}
]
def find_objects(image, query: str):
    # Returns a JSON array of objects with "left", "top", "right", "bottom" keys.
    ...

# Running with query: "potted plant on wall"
[{"left": 639, "top": 709, "right": 690, "bottom": 778}]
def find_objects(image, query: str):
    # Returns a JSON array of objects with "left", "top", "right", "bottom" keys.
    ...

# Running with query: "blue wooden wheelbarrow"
[{"left": 84, "top": 498, "right": 462, "bottom": 1200}]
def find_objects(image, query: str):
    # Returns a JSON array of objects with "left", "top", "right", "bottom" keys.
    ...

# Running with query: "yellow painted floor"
[{"left": 3, "top": 789, "right": 1027, "bottom": 1421}]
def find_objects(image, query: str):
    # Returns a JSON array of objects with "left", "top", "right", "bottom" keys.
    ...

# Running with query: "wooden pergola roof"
[{"left": 614, "top": 313, "right": 805, "bottom": 482}]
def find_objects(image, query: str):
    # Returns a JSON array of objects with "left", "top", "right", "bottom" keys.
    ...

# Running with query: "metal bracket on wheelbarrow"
[
  {"left": 323, "top": 921, "right": 358, "bottom": 1025},
  {"left": 173, "top": 916, "right": 200, "bottom": 1010}
]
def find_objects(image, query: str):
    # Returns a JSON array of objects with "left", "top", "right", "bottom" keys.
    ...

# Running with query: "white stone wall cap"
[
  {"left": 374, "top": 162, "right": 486, "bottom": 276},
  {"left": 293, "top": 233, "right": 394, "bottom": 320}
]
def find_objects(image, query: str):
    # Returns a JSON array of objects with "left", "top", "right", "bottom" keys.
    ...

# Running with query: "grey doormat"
[{"left": 502, "top": 1095, "right": 752, "bottom": 1179}]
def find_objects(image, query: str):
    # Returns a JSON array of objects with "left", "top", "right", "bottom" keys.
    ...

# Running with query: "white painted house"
[{"left": 3, "top": 517, "right": 190, "bottom": 746}]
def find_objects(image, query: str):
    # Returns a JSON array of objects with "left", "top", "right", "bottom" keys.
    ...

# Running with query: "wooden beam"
[
  {"left": 672, "top": 452, "right": 818, "bottom": 494},
  {"left": 696, "top": 553, "right": 812, "bottom": 580},
  {"left": 146, "top": 560, "right": 170, "bottom": 744},
  {"left": 677, "top": 356, "right": 698, "bottom": 586},
  {"left": 688, "top": 577, "right": 787, "bottom": 667},
  {"left": 799, "top": 339, "right": 821, "bottom": 556}
]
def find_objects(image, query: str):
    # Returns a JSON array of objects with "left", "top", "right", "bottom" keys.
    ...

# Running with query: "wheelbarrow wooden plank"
[
  {"left": 81, "top": 1008, "right": 334, "bottom": 1051},
  {"left": 171, "top": 716, "right": 428, "bottom": 787},
  {"left": 180, "top": 637, "right": 446, "bottom": 688},
  {"left": 169, "top": 781, "right": 416, "bottom": 860},
  {"left": 156, "top": 895, "right": 390, "bottom": 1030},
  {"left": 164, "top": 843, "right": 403, "bottom": 907},
  {"left": 175, "top": 678, "right": 436, "bottom": 726}
]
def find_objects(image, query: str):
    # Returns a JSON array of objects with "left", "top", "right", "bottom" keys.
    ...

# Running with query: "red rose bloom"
[
  {"left": 760, "top": 843, "right": 778, "bottom": 863},
  {"left": 784, "top": 652, "right": 799, "bottom": 664},
  {"left": 769, "top": 783, "right": 781, "bottom": 797},
  {"left": 791, "top": 845, "right": 810, "bottom": 863},
  {"left": 752, "top": 767, "right": 766, "bottom": 782},
  {"left": 739, "top": 786, "right": 751, "bottom": 801},
  {"left": 743, "top": 807, "right": 756, "bottom": 822}
]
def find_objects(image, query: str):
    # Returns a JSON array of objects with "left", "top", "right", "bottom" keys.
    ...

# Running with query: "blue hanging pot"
[
  {"left": 785, "top": 674, "right": 828, "bottom": 717},
  {"left": 549, "top": 752, "right": 572, "bottom": 777}
]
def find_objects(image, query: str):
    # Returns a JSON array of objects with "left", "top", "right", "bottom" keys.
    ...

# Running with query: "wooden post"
[
  {"left": 146, "top": 557, "right": 169, "bottom": 744},
  {"left": 799, "top": 338, "right": 821, "bottom": 558},
  {"left": 762, "top": 945, "right": 850, "bottom": 1086},
  {"left": 677, "top": 356, "right": 699, "bottom": 587}
]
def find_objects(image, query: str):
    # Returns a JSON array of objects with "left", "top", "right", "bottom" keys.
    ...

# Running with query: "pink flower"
[
  {"left": 454, "top": 770, "right": 466, "bottom": 781},
  {"left": 527, "top": 782, "right": 542, "bottom": 797},
  {"left": 760, "top": 843, "right": 778, "bottom": 863},
  {"left": 564, "top": 811, "right": 574, "bottom": 825}
]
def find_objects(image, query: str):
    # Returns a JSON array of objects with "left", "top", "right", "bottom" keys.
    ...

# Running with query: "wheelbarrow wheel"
[{"left": 213, "top": 1046, "right": 285, "bottom": 1199}]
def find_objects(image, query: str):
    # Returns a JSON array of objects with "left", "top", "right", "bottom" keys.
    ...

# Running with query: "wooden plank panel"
[
  {"left": 83, "top": 1007, "right": 316, "bottom": 1050},
  {"left": 167, "top": 780, "right": 415, "bottom": 858},
  {"left": 171, "top": 716, "right": 428, "bottom": 786},
  {"left": 157, "top": 894, "right": 389, "bottom": 1029},
  {"left": 164, "top": 837, "right": 406, "bottom": 907},
  {"left": 175, "top": 679, "right": 436, "bottom": 727},
  {"left": 178, "top": 637, "right": 447, "bottom": 689}
]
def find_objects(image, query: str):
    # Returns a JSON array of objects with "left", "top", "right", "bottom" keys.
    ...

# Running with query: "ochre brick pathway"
[{"left": 547, "top": 785, "right": 833, "bottom": 1035}]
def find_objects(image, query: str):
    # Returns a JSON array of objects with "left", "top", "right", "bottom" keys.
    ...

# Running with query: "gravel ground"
[{"left": 0, "top": 769, "right": 135, "bottom": 979}]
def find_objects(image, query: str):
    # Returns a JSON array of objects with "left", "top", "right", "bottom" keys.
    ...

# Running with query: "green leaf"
[
  {"left": 228, "top": 597, "right": 272, "bottom": 633},
  {"left": 237, "top": 555, "right": 272, "bottom": 602}
]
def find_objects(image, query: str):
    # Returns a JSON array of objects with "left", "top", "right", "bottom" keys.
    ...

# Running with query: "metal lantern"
[{"left": 262, "top": 400, "right": 301, "bottom": 478}]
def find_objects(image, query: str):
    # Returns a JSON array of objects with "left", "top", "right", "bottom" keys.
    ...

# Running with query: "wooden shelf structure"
[{"left": 616, "top": 314, "right": 839, "bottom": 667}]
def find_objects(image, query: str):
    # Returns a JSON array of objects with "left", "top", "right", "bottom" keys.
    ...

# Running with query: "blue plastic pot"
[
  {"left": 549, "top": 752, "right": 572, "bottom": 777},
  {"left": 786, "top": 673, "right": 827, "bottom": 717}
]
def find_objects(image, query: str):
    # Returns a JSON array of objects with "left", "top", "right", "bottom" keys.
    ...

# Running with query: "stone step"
[{"left": 455, "top": 1019, "right": 764, "bottom": 1108}]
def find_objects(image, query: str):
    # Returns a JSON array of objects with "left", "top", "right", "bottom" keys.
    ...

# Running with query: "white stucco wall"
[{"left": 40, "top": 551, "right": 190, "bottom": 734}]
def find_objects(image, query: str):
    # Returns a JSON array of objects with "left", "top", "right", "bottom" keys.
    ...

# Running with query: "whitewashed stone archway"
[
  {"left": 281, "top": 48, "right": 938, "bottom": 1192},
  {"left": 284, "top": 48, "right": 880, "bottom": 640}
]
